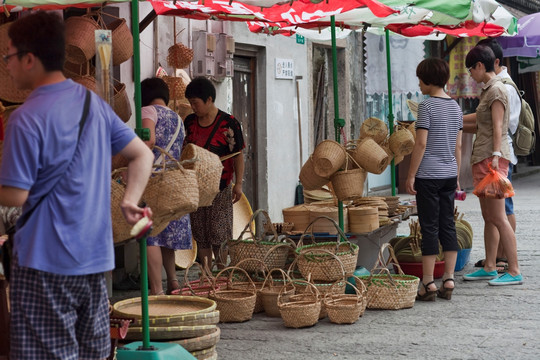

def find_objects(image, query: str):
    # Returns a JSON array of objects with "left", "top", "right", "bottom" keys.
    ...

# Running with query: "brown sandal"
[
  {"left": 437, "top": 278, "right": 455, "bottom": 300},
  {"left": 416, "top": 281, "right": 437, "bottom": 301}
]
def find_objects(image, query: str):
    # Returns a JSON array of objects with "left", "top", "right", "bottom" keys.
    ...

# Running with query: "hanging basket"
[
  {"left": 312, "top": 140, "right": 347, "bottom": 178},
  {"left": 208, "top": 266, "right": 257, "bottom": 323},
  {"left": 180, "top": 143, "right": 223, "bottom": 207},
  {"left": 71, "top": 75, "right": 97, "bottom": 93},
  {"left": 324, "top": 279, "right": 367, "bottom": 324},
  {"left": 295, "top": 217, "right": 358, "bottom": 281},
  {"left": 226, "top": 209, "right": 294, "bottom": 272},
  {"left": 278, "top": 280, "right": 321, "bottom": 328},
  {"left": 330, "top": 153, "right": 366, "bottom": 201},
  {"left": 110, "top": 169, "right": 133, "bottom": 244},
  {"left": 356, "top": 243, "right": 419, "bottom": 310},
  {"left": 142, "top": 146, "right": 199, "bottom": 220},
  {"left": 359, "top": 117, "right": 388, "bottom": 144},
  {"left": 389, "top": 126, "right": 415, "bottom": 156},
  {"left": 65, "top": 16, "right": 100, "bottom": 64},
  {"left": 167, "top": 43, "right": 194, "bottom": 69},
  {"left": 299, "top": 156, "right": 329, "bottom": 191},
  {"left": 351, "top": 138, "right": 389, "bottom": 175},
  {"left": 162, "top": 76, "right": 187, "bottom": 100},
  {"left": 106, "top": 18, "right": 133, "bottom": 65},
  {"left": 113, "top": 81, "right": 131, "bottom": 123}
]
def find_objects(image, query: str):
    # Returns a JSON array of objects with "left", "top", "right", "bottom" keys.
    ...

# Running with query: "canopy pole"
[
  {"left": 385, "top": 29, "right": 396, "bottom": 196},
  {"left": 330, "top": 16, "right": 344, "bottom": 236}
]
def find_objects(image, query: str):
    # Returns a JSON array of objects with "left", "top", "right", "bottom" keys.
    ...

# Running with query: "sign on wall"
[{"left": 275, "top": 58, "right": 294, "bottom": 79}]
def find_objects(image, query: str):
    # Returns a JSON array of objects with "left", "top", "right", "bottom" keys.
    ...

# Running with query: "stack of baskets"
[{"left": 112, "top": 295, "right": 220, "bottom": 359}]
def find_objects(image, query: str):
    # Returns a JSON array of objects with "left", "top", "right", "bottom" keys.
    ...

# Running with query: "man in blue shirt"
[{"left": 0, "top": 12, "right": 154, "bottom": 359}]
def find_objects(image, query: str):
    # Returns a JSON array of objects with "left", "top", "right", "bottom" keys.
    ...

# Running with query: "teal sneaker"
[
  {"left": 463, "top": 268, "right": 498, "bottom": 281},
  {"left": 488, "top": 273, "right": 523, "bottom": 286}
]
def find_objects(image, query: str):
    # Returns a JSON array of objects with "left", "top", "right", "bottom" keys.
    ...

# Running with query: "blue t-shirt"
[{"left": 0, "top": 80, "right": 135, "bottom": 275}]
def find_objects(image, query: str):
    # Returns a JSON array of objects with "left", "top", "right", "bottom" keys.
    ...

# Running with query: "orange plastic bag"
[{"left": 473, "top": 164, "right": 515, "bottom": 199}]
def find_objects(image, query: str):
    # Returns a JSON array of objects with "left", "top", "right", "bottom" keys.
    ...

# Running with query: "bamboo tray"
[
  {"left": 170, "top": 327, "right": 221, "bottom": 352},
  {"left": 112, "top": 295, "right": 216, "bottom": 320},
  {"left": 123, "top": 324, "right": 217, "bottom": 341}
]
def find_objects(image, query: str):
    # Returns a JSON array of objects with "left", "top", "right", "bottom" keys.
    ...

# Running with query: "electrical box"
[
  {"left": 192, "top": 31, "right": 216, "bottom": 77},
  {"left": 215, "top": 33, "right": 235, "bottom": 78}
]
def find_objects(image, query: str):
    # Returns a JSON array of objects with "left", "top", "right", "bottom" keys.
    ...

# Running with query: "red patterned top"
[{"left": 184, "top": 110, "right": 245, "bottom": 190}]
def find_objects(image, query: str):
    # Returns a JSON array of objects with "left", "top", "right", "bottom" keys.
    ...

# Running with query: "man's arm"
[
  {"left": 0, "top": 186, "right": 28, "bottom": 208},
  {"left": 117, "top": 136, "right": 154, "bottom": 224}
]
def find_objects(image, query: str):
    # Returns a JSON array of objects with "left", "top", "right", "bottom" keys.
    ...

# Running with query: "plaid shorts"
[{"left": 9, "top": 260, "right": 110, "bottom": 360}]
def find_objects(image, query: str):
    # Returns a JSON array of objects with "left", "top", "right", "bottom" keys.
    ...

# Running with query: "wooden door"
[{"left": 232, "top": 55, "right": 258, "bottom": 210}]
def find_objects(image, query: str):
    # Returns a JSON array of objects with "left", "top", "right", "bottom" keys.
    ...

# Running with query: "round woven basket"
[
  {"left": 63, "top": 60, "right": 95, "bottom": 78},
  {"left": 359, "top": 117, "right": 388, "bottom": 144},
  {"left": 170, "top": 327, "right": 220, "bottom": 352},
  {"left": 330, "top": 166, "right": 366, "bottom": 201},
  {"left": 180, "top": 143, "right": 223, "bottom": 207},
  {"left": 351, "top": 138, "right": 389, "bottom": 175},
  {"left": 278, "top": 280, "right": 321, "bottom": 328},
  {"left": 324, "top": 279, "right": 367, "bottom": 324},
  {"left": 113, "top": 81, "right": 131, "bottom": 123},
  {"left": 282, "top": 205, "right": 310, "bottom": 232},
  {"left": 113, "top": 295, "right": 217, "bottom": 320},
  {"left": 65, "top": 16, "right": 100, "bottom": 64},
  {"left": 107, "top": 18, "right": 133, "bottom": 65},
  {"left": 71, "top": 75, "right": 98, "bottom": 93},
  {"left": 163, "top": 76, "right": 187, "bottom": 100},
  {"left": 299, "top": 156, "right": 329, "bottom": 191},
  {"left": 312, "top": 140, "right": 346, "bottom": 178},
  {"left": 0, "top": 23, "right": 31, "bottom": 103},
  {"left": 124, "top": 324, "right": 217, "bottom": 341},
  {"left": 389, "top": 127, "right": 415, "bottom": 156},
  {"left": 259, "top": 268, "right": 296, "bottom": 317},
  {"left": 167, "top": 43, "right": 194, "bottom": 69},
  {"left": 348, "top": 206, "right": 379, "bottom": 233}
]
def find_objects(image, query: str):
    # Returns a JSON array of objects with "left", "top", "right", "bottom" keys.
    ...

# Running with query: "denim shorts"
[{"left": 505, "top": 163, "right": 514, "bottom": 215}]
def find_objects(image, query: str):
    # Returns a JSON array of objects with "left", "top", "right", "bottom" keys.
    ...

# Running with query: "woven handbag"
[
  {"left": 143, "top": 146, "right": 199, "bottom": 220},
  {"left": 180, "top": 143, "right": 223, "bottom": 207},
  {"left": 208, "top": 266, "right": 257, "bottom": 323},
  {"left": 278, "top": 280, "right": 321, "bottom": 328},
  {"left": 110, "top": 169, "right": 133, "bottom": 244},
  {"left": 356, "top": 243, "right": 419, "bottom": 310},
  {"left": 295, "top": 216, "right": 358, "bottom": 282},
  {"left": 227, "top": 258, "right": 269, "bottom": 314},
  {"left": 226, "top": 209, "right": 295, "bottom": 272},
  {"left": 324, "top": 279, "right": 367, "bottom": 324}
]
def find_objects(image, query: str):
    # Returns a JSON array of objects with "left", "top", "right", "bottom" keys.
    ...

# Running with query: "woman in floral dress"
[{"left": 141, "top": 77, "right": 192, "bottom": 295}]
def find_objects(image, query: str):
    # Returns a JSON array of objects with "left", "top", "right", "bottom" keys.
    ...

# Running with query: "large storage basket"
[
  {"left": 308, "top": 207, "right": 348, "bottom": 234},
  {"left": 299, "top": 156, "right": 329, "bottom": 191},
  {"left": 351, "top": 138, "right": 389, "bottom": 175},
  {"left": 348, "top": 206, "right": 379, "bottom": 233},
  {"left": 106, "top": 18, "right": 133, "bottom": 65},
  {"left": 282, "top": 205, "right": 310, "bottom": 232},
  {"left": 389, "top": 126, "right": 415, "bottom": 156},
  {"left": 312, "top": 140, "right": 347, "bottom": 178},
  {"left": 359, "top": 117, "right": 388, "bottom": 144},
  {"left": 65, "top": 16, "right": 100, "bottom": 64},
  {"left": 356, "top": 243, "right": 419, "bottom": 310}
]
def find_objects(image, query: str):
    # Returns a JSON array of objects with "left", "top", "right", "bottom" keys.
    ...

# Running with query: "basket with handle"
[
  {"left": 295, "top": 216, "right": 358, "bottom": 282},
  {"left": 324, "top": 278, "right": 367, "bottom": 324},
  {"left": 208, "top": 266, "right": 257, "bottom": 323},
  {"left": 259, "top": 268, "right": 296, "bottom": 317},
  {"left": 226, "top": 209, "right": 295, "bottom": 272},
  {"left": 226, "top": 258, "right": 269, "bottom": 314},
  {"left": 111, "top": 169, "right": 133, "bottom": 243},
  {"left": 277, "top": 280, "right": 321, "bottom": 328},
  {"left": 167, "top": 43, "right": 194, "bottom": 69},
  {"left": 172, "top": 261, "right": 228, "bottom": 298},
  {"left": 312, "top": 139, "right": 347, "bottom": 178},
  {"left": 355, "top": 243, "right": 419, "bottom": 310},
  {"left": 105, "top": 16, "right": 133, "bottom": 65},
  {"left": 142, "top": 146, "right": 199, "bottom": 220},
  {"left": 180, "top": 143, "right": 223, "bottom": 207},
  {"left": 330, "top": 152, "right": 367, "bottom": 201}
]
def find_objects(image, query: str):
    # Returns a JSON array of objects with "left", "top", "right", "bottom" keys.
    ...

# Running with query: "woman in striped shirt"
[{"left": 406, "top": 58, "right": 463, "bottom": 301}]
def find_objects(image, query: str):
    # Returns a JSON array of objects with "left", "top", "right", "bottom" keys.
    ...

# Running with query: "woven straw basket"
[
  {"left": 175, "top": 262, "right": 228, "bottom": 298},
  {"left": 106, "top": 18, "right": 133, "bottom": 65},
  {"left": 113, "top": 81, "right": 132, "bottom": 123},
  {"left": 226, "top": 209, "right": 294, "bottom": 272},
  {"left": 0, "top": 23, "right": 31, "bottom": 103},
  {"left": 348, "top": 206, "right": 379, "bottom": 233},
  {"left": 324, "top": 279, "right": 367, "bottom": 324},
  {"left": 208, "top": 266, "right": 257, "bottom": 323},
  {"left": 170, "top": 327, "right": 220, "bottom": 353},
  {"left": 167, "top": 43, "right": 194, "bottom": 69},
  {"left": 299, "top": 156, "right": 329, "bottom": 191},
  {"left": 180, "top": 143, "right": 223, "bottom": 207},
  {"left": 110, "top": 171, "right": 133, "bottom": 243},
  {"left": 278, "top": 280, "right": 321, "bottom": 328},
  {"left": 71, "top": 75, "right": 98, "bottom": 93},
  {"left": 356, "top": 243, "right": 419, "bottom": 310},
  {"left": 227, "top": 258, "right": 269, "bottom": 314},
  {"left": 259, "top": 268, "right": 296, "bottom": 317},
  {"left": 295, "top": 217, "right": 358, "bottom": 282},
  {"left": 65, "top": 16, "right": 100, "bottom": 64},
  {"left": 143, "top": 147, "right": 199, "bottom": 220},
  {"left": 163, "top": 76, "right": 187, "bottom": 100},
  {"left": 330, "top": 154, "right": 366, "bottom": 201},
  {"left": 282, "top": 205, "right": 310, "bottom": 232},
  {"left": 389, "top": 126, "right": 415, "bottom": 156},
  {"left": 0, "top": 105, "right": 19, "bottom": 169},
  {"left": 312, "top": 140, "right": 346, "bottom": 178},
  {"left": 398, "top": 120, "right": 416, "bottom": 141},
  {"left": 308, "top": 207, "right": 348, "bottom": 234},
  {"left": 360, "top": 117, "right": 388, "bottom": 144},
  {"left": 351, "top": 138, "right": 389, "bottom": 175}
]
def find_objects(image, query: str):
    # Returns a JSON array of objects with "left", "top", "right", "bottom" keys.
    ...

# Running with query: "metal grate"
[{"left": 497, "top": 0, "right": 540, "bottom": 14}]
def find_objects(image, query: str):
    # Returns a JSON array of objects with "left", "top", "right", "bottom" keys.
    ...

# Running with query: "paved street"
[{"left": 216, "top": 167, "right": 540, "bottom": 360}]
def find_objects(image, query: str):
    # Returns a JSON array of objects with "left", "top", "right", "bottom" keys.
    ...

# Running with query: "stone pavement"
[{"left": 214, "top": 167, "right": 540, "bottom": 360}]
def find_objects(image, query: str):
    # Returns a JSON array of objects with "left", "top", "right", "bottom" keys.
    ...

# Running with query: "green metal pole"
[
  {"left": 330, "top": 16, "right": 344, "bottom": 236},
  {"left": 131, "top": 0, "right": 150, "bottom": 350},
  {"left": 385, "top": 29, "right": 396, "bottom": 196}
]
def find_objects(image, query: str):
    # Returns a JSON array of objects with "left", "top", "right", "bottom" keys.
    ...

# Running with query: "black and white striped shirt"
[{"left": 415, "top": 97, "right": 463, "bottom": 179}]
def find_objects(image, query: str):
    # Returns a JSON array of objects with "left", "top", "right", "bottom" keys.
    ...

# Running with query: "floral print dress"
[{"left": 145, "top": 105, "right": 192, "bottom": 250}]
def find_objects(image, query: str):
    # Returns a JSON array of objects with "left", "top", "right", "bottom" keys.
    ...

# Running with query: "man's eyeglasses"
[
  {"left": 3, "top": 51, "right": 27, "bottom": 64},
  {"left": 467, "top": 64, "right": 477, "bottom": 75}
]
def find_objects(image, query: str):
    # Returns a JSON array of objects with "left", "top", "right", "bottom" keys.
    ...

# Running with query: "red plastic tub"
[{"left": 394, "top": 261, "right": 445, "bottom": 279}]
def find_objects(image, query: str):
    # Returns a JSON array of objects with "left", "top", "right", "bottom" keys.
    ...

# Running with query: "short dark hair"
[
  {"left": 466, "top": 45, "right": 496, "bottom": 72},
  {"left": 476, "top": 38, "right": 504, "bottom": 66},
  {"left": 185, "top": 77, "right": 216, "bottom": 103},
  {"left": 416, "top": 58, "right": 449, "bottom": 88},
  {"left": 8, "top": 11, "right": 65, "bottom": 72},
  {"left": 141, "top": 77, "right": 170, "bottom": 107}
]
